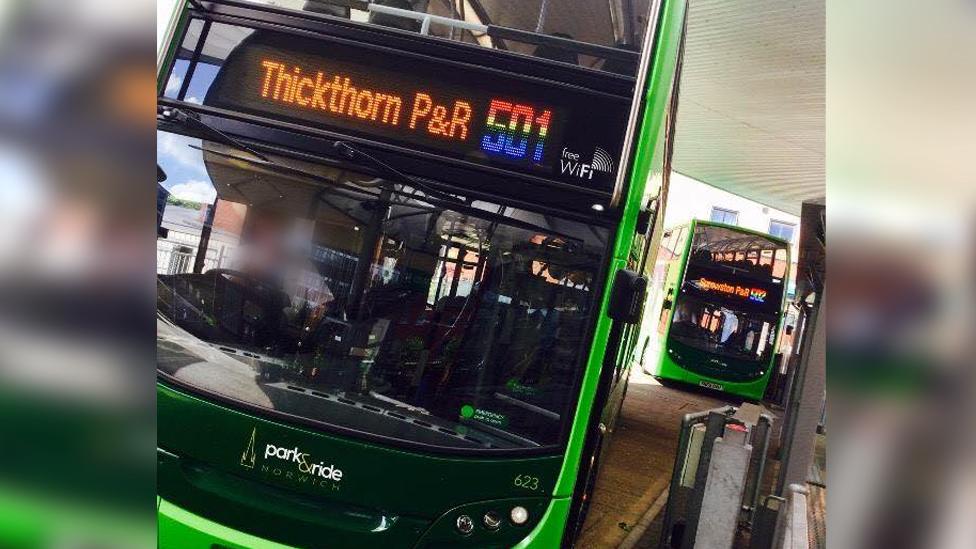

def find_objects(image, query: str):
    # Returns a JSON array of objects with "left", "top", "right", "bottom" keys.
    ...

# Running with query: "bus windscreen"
[
  {"left": 155, "top": 132, "right": 608, "bottom": 451},
  {"left": 665, "top": 224, "right": 788, "bottom": 380}
]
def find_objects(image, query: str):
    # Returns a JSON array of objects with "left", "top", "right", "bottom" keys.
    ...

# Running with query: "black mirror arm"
[{"left": 607, "top": 269, "right": 647, "bottom": 324}]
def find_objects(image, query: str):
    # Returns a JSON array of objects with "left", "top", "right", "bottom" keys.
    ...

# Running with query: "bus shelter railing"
[{"left": 659, "top": 406, "right": 774, "bottom": 549}]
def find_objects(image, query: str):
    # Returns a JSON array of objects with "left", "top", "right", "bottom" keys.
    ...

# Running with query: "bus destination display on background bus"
[
  {"left": 690, "top": 276, "right": 768, "bottom": 303},
  {"left": 681, "top": 263, "right": 784, "bottom": 314},
  {"left": 203, "top": 30, "right": 631, "bottom": 191}
]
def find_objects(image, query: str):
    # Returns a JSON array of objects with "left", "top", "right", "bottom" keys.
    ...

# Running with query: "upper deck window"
[
  {"left": 198, "top": 0, "right": 643, "bottom": 73},
  {"left": 689, "top": 224, "right": 789, "bottom": 280},
  {"left": 768, "top": 220, "right": 795, "bottom": 243}
]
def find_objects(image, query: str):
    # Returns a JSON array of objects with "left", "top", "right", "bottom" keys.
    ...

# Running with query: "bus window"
[
  {"left": 773, "top": 248, "right": 789, "bottom": 278},
  {"left": 659, "top": 230, "right": 674, "bottom": 261},
  {"left": 689, "top": 224, "right": 788, "bottom": 281},
  {"left": 673, "top": 226, "right": 687, "bottom": 256}
]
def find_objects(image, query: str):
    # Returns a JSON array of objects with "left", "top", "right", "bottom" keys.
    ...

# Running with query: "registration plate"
[{"left": 699, "top": 380, "right": 723, "bottom": 391}]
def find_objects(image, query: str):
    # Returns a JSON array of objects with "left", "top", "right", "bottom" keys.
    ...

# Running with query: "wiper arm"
[
  {"left": 160, "top": 106, "right": 270, "bottom": 162},
  {"left": 332, "top": 141, "right": 464, "bottom": 205},
  {"left": 332, "top": 141, "right": 582, "bottom": 242},
  {"left": 188, "top": 143, "right": 370, "bottom": 197},
  {"left": 161, "top": 110, "right": 579, "bottom": 242},
  {"left": 188, "top": 143, "right": 446, "bottom": 221}
]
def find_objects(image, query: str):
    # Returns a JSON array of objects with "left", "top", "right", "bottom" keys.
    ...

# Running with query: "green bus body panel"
[
  {"left": 156, "top": 0, "right": 688, "bottom": 545},
  {"left": 649, "top": 219, "right": 790, "bottom": 401},
  {"left": 159, "top": 498, "right": 297, "bottom": 549},
  {"left": 159, "top": 496, "right": 571, "bottom": 549},
  {"left": 553, "top": 0, "right": 687, "bottom": 500},
  {"left": 159, "top": 383, "right": 556, "bottom": 548},
  {"left": 654, "top": 354, "right": 773, "bottom": 400},
  {"left": 156, "top": 1, "right": 189, "bottom": 95}
]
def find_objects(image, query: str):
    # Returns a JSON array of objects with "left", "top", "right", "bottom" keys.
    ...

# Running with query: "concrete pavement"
[{"left": 576, "top": 368, "right": 733, "bottom": 548}]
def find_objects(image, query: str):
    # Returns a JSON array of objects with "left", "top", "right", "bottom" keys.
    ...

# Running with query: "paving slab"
[{"left": 576, "top": 369, "right": 731, "bottom": 548}]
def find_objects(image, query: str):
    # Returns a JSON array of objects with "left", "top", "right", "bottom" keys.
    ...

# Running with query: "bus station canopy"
[
  {"left": 179, "top": 0, "right": 824, "bottom": 215},
  {"left": 474, "top": 0, "right": 825, "bottom": 215}
]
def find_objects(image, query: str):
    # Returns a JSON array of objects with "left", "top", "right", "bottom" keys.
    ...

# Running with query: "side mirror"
[{"left": 608, "top": 269, "right": 647, "bottom": 324}]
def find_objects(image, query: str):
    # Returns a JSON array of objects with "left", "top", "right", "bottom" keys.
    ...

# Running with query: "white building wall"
[
  {"left": 664, "top": 171, "right": 800, "bottom": 297},
  {"left": 664, "top": 172, "right": 800, "bottom": 246}
]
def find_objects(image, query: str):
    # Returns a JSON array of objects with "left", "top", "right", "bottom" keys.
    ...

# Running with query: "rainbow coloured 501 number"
[{"left": 480, "top": 99, "right": 552, "bottom": 162}]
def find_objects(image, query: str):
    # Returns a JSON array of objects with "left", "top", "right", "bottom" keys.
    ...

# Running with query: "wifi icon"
[{"left": 592, "top": 147, "right": 614, "bottom": 173}]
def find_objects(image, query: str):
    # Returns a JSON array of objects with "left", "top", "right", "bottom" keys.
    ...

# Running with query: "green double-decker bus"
[
  {"left": 156, "top": 1, "right": 686, "bottom": 546},
  {"left": 643, "top": 220, "right": 790, "bottom": 400}
]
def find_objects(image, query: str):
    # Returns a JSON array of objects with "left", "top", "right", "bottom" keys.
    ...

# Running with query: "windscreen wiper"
[
  {"left": 333, "top": 142, "right": 587, "bottom": 243},
  {"left": 332, "top": 140, "right": 464, "bottom": 205},
  {"left": 160, "top": 106, "right": 270, "bottom": 162},
  {"left": 160, "top": 109, "right": 580, "bottom": 242},
  {"left": 160, "top": 109, "right": 444, "bottom": 212},
  {"left": 187, "top": 143, "right": 392, "bottom": 202}
]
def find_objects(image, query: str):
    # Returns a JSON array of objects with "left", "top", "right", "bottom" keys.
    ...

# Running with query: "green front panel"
[
  {"left": 159, "top": 495, "right": 573, "bottom": 549},
  {"left": 654, "top": 354, "right": 772, "bottom": 400},
  {"left": 159, "top": 383, "right": 557, "bottom": 548}
]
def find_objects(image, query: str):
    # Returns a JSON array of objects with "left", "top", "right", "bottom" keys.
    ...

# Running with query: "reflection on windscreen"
[
  {"left": 687, "top": 224, "right": 789, "bottom": 279},
  {"left": 670, "top": 297, "right": 775, "bottom": 364},
  {"left": 156, "top": 131, "right": 607, "bottom": 450}
]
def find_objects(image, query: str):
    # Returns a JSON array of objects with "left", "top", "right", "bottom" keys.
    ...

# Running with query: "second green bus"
[{"left": 643, "top": 220, "right": 790, "bottom": 400}]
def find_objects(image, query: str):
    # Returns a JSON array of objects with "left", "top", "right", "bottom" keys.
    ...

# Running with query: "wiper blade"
[
  {"left": 190, "top": 144, "right": 355, "bottom": 193},
  {"left": 188, "top": 143, "right": 443, "bottom": 217},
  {"left": 333, "top": 142, "right": 581, "bottom": 242},
  {"left": 160, "top": 106, "right": 270, "bottom": 162},
  {"left": 161, "top": 110, "right": 579, "bottom": 243},
  {"left": 332, "top": 140, "right": 464, "bottom": 205}
]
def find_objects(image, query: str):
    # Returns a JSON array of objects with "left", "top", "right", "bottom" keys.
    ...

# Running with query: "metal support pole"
[
  {"left": 535, "top": 0, "right": 550, "bottom": 33},
  {"left": 192, "top": 203, "right": 216, "bottom": 274},
  {"left": 682, "top": 410, "right": 730, "bottom": 547},
  {"left": 750, "top": 495, "right": 784, "bottom": 549},
  {"left": 777, "top": 287, "right": 826, "bottom": 494},
  {"left": 658, "top": 412, "right": 705, "bottom": 549},
  {"left": 658, "top": 406, "right": 735, "bottom": 549},
  {"left": 747, "top": 415, "right": 773, "bottom": 523}
]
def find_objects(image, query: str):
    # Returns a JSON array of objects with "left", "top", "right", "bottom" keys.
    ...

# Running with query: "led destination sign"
[
  {"left": 681, "top": 263, "right": 783, "bottom": 314},
  {"left": 202, "top": 30, "right": 630, "bottom": 191},
  {"left": 257, "top": 59, "right": 552, "bottom": 163},
  {"left": 692, "top": 278, "right": 768, "bottom": 303}
]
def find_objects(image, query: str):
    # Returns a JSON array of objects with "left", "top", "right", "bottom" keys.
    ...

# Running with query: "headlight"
[
  {"left": 483, "top": 511, "right": 502, "bottom": 530},
  {"left": 510, "top": 506, "right": 529, "bottom": 525},
  {"left": 455, "top": 514, "right": 474, "bottom": 534}
]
